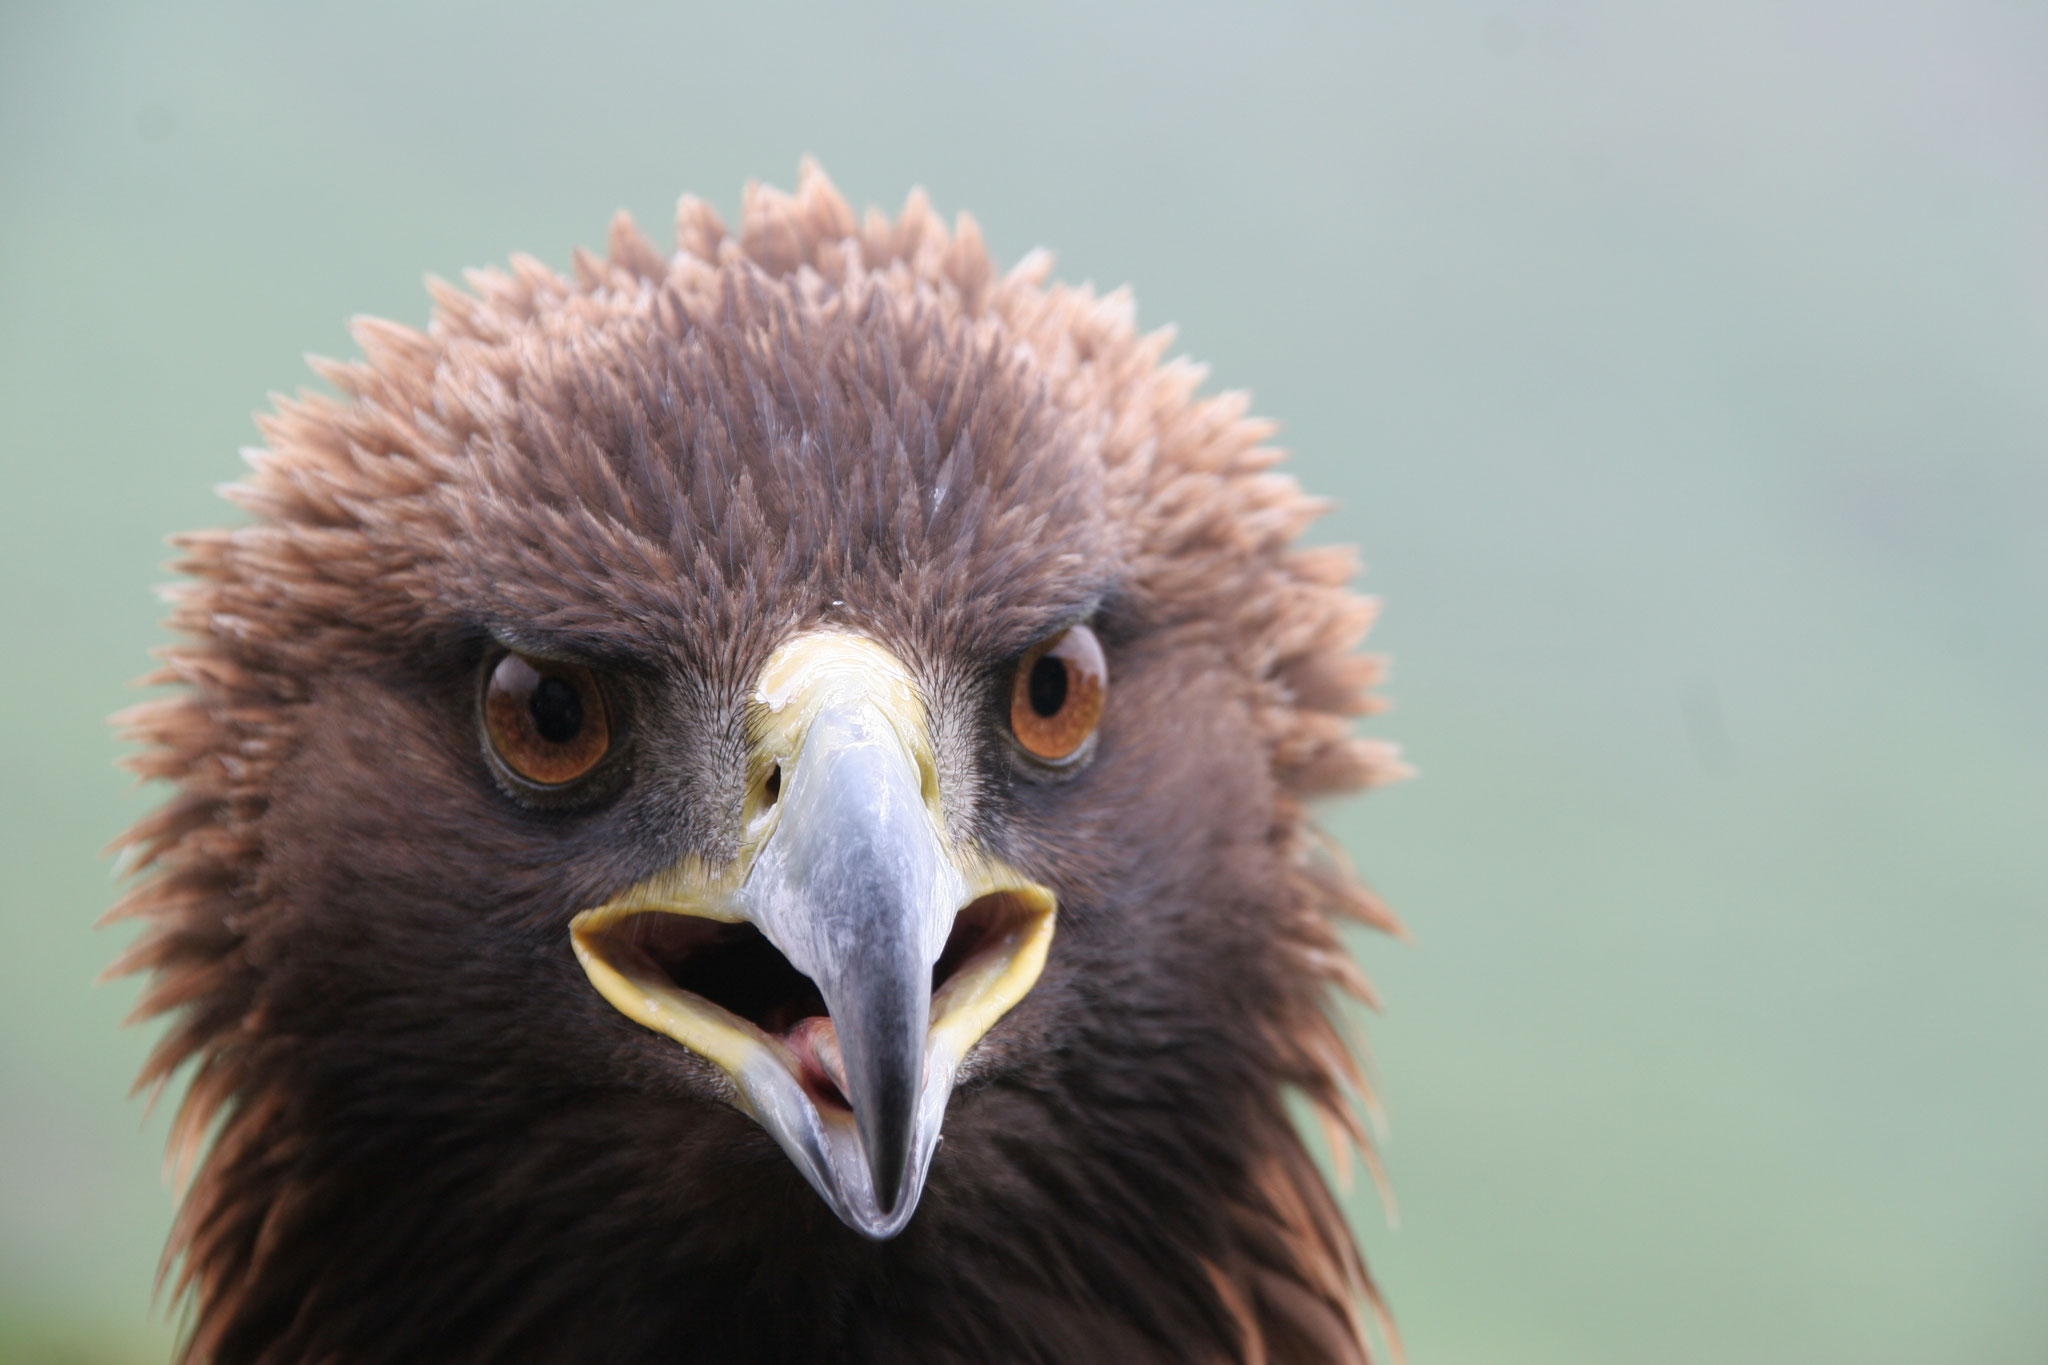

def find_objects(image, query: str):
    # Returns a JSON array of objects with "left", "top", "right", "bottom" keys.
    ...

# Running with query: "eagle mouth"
[
  {"left": 567, "top": 630, "right": 1059, "bottom": 1238},
  {"left": 581, "top": 891, "right": 1045, "bottom": 1113}
]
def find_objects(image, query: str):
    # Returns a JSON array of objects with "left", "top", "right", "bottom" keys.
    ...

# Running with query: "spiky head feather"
[{"left": 110, "top": 163, "right": 1405, "bottom": 1365}]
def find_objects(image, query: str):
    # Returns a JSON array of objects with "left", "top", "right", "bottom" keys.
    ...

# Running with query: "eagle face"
[{"left": 114, "top": 168, "right": 1404, "bottom": 1363}]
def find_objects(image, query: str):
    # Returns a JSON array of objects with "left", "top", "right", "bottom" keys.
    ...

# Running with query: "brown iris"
[
  {"left": 484, "top": 653, "right": 611, "bottom": 785},
  {"left": 1009, "top": 625, "right": 1107, "bottom": 763}
]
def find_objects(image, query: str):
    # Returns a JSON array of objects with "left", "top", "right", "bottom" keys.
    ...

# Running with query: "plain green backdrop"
[{"left": 3, "top": 2, "right": 2044, "bottom": 1361}]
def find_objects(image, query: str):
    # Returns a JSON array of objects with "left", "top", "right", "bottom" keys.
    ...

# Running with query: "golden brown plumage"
[{"left": 110, "top": 163, "right": 1405, "bottom": 1364}]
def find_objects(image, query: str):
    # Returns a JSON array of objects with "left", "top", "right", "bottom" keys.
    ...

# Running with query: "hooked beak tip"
[
  {"left": 870, "top": 1144, "right": 906, "bottom": 1214},
  {"left": 836, "top": 1009, "right": 921, "bottom": 1216}
]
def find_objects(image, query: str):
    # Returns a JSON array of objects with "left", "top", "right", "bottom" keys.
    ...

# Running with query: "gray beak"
[
  {"left": 569, "top": 632, "right": 1057, "bottom": 1239},
  {"left": 736, "top": 694, "right": 955, "bottom": 1216}
]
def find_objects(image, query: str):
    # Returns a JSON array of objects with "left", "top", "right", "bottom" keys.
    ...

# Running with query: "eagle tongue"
[{"left": 785, "top": 1016, "right": 851, "bottom": 1105}]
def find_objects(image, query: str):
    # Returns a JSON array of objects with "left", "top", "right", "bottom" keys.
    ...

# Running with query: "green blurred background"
[{"left": 4, "top": 1, "right": 2043, "bottom": 1361}]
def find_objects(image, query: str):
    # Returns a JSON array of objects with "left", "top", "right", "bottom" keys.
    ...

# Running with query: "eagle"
[{"left": 109, "top": 164, "right": 1408, "bottom": 1365}]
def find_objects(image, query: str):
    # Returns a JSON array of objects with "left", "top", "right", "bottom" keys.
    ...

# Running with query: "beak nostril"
[{"left": 742, "top": 761, "right": 783, "bottom": 831}]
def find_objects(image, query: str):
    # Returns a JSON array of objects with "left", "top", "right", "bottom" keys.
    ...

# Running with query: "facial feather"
[{"left": 109, "top": 163, "right": 1405, "bottom": 1365}]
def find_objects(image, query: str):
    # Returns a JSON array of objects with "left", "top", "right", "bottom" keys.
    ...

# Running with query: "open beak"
[{"left": 569, "top": 633, "right": 1056, "bottom": 1238}]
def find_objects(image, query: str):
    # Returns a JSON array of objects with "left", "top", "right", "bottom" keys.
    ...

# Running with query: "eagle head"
[{"left": 111, "top": 165, "right": 1406, "bottom": 1364}]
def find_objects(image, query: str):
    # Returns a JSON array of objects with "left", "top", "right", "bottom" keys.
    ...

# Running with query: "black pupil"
[
  {"left": 1028, "top": 654, "right": 1068, "bottom": 718},
  {"left": 530, "top": 674, "right": 584, "bottom": 744}
]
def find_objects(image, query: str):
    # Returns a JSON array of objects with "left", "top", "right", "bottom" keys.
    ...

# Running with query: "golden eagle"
[{"left": 110, "top": 165, "right": 1407, "bottom": 1364}]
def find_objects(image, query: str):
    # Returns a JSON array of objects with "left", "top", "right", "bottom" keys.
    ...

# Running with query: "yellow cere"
[{"left": 749, "top": 631, "right": 941, "bottom": 813}]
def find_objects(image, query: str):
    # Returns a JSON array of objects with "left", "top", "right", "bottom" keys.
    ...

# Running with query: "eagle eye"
[
  {"left": 483, "top": 653, "right": 612, "bottom": 787},
  {"left": 1009, "top": 625, "right": 1106, "bottom": 763}
]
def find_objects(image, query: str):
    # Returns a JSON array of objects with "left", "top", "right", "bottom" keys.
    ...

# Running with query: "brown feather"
[{"left": 110, "top": 163, "right": 1405, "bottom": 1364}]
